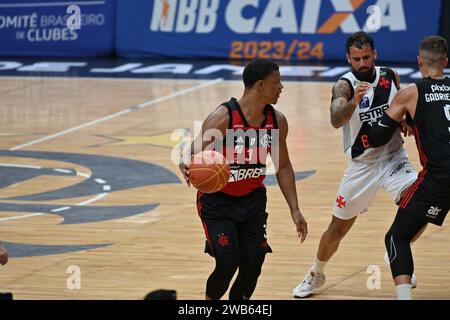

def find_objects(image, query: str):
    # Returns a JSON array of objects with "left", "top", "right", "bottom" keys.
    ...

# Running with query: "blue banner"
[
  {"left": 0, "top": 0, "right": 115, "bottom": 57},
  {"left": 116, "top": 0, "right": 442, "bottom": 62}
]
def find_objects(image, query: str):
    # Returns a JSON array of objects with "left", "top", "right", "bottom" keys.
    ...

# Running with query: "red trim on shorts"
[
  {"left": 196, "top": 191, "right": 213, "bottom": 255},
  {"left": 399, "top": 168, "right": 426, "bottom": 208},
  {"left": 202, "top": 221, "right": 213, "bottom": 255},
  {"left": 196, "top": 191, "right": 204, "bottom": 217},
  {"left": 399, "top": 125, "right": 428, "bottom": 208},
  {"left": 413, "top": 125, "right": 428, "bottom": 168}
]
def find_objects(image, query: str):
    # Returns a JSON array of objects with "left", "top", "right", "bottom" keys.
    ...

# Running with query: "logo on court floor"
[{"left": 0, "top": 149, "right": 180, "bottom": 258}]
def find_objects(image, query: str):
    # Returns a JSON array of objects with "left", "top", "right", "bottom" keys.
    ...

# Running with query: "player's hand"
[
  {"left": 0, "top": 245, "right": 8, "bottom": 266},
  {"left": 352, "top": 82, "right": 371, "bottom": 106},
  {"left": 400, "top": 119, "right": 413, "bottom": 137},
  {"left": 291, "top": 209, "right": 308, "bottom": 243},
  {"left": 178, "top": 162, "right": 191, "bottom": 187}
]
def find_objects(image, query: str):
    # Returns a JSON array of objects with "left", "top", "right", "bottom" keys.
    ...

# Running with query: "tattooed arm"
[{"left": 330, "top": 79, "right": 370, "bottom": 128}]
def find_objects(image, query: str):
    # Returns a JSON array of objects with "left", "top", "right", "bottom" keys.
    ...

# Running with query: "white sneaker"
[
  {"left": 384, "top": 252, "right": 417, "bottom": 289},
  {"left": 292, "top": 270, "right": 326, "bottom": 298},
  {"left": 411, "top": 274, "right": 417, "bottom": 289}
]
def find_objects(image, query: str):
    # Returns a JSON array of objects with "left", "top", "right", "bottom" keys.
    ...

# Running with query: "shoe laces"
[{"left": 303, "top": 271, "right": 317, "bottom": 285}]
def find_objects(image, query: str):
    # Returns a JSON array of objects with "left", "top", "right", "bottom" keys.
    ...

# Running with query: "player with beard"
[{"left": 293, "top": 31, "right": 422, "bottom": 298}]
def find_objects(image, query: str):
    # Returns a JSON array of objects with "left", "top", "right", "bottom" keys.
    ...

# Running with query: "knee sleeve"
[
  {"left": 385, "top": 208, "right": 426, "bottom": 279},
  {"left": 206, "top": 250, "right": 239, "bottom": 300},
  {"left": 385, "top": 227, "right": 414, "bottom": 279},
  {"left": 229, "top": 247, "right": 266, "bottom": 300}
]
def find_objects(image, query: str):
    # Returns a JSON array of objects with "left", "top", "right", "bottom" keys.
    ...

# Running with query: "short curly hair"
[
  {"left": 346, "top": 31, "right": 375, "bottom": 53},
  {"left": 243, "top": 58, "right": 279, "bottom": 87}
]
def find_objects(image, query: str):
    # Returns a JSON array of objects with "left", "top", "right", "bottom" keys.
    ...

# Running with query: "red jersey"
[{"left": 219, "top": 98, "right": 278, "bottom": 197}]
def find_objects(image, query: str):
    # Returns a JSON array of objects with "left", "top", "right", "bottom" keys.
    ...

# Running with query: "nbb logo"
[{"left": 150, "top": 0, "right": 406, "bottom": 34}]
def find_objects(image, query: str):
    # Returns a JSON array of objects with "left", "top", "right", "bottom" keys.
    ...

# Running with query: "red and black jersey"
[
  {"left": 398, "top": 77, "right": 450, "bottom": 223},
  {"left": 409, "top": 77, "right": 450, "bottom": 173},
  {"left": 219, "top": 97, "right": 278, "bottom": 197}
]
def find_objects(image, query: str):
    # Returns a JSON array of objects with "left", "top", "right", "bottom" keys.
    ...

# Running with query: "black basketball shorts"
[
  {"left": 196, "top": 187, "right": 272, "bottom": 257},
  {"left": 400, "top": 173, "right": 450, "bottom": 226}
]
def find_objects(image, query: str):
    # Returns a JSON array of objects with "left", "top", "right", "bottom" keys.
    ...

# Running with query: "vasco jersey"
[
  {"left": 340, "top": 67, "right": 403, "bottom": 161},
  {"left": 410, "top": 77, "right": 450, "bottom": 173},
  {"left": 219, "top": 98, "right": 278, "bottom": 197}
]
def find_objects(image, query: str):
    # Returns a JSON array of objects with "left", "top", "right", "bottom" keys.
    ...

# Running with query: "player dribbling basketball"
[
  {"left": 189, "top": 150, "right": 230, "bottom": 194},
  {"left": 179, "top": 58, "right": 308, "bottom": 300}
]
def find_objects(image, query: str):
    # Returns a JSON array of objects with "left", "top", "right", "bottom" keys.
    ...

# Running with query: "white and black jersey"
[{"left": 340, "top": 67, "right": 403, "bottom": 161}]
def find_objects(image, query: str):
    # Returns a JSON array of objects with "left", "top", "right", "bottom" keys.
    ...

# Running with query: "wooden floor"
[{"left": 0, "top": 76, "right": 448, "bottom": 300}]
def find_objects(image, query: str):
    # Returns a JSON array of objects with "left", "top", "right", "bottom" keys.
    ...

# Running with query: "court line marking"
[
  {"left": 318, "top": 268, "right": 366, "bottom": 294},
  {"left": 0, "top": 212, "right": 44, "bottom": 222},
  {"left": 76, "top": 192, "right": 107, "bottom": 206},
  {"left": 51, "top": 206, "right": 71, "bottom": 212},
  {"left": 0, "top": 169, "right": 105, "bottom": 222},
  {"left": 1, "top": 78, "right": 223, "bottom": 223},
  {"left": 53, "top": 168, "right": 73, "bottom": 174},
  {"left": 9, "top": 78, "right": 223, "bottom": 151},
  {"left": 0, "top": 163, "right": 42, "bottom": 169},
  {"left": 0, "top": 192, "right": 108, "bottom": 222}
]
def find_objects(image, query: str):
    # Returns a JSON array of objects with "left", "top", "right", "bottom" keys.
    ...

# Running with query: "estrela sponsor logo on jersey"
[{"left": 359, "top": 103, "right": 388, "bottom": 125}]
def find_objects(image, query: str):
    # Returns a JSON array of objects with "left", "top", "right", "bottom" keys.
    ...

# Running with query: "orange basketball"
[{"left": 189, "top": 150, "right": 230, "bottom": 193}]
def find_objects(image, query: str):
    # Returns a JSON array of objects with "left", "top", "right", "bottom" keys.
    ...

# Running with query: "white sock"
[
  {"left": 396, "top": 284, "right": 412, "bottom": 300},
  {"left": 311, "top": 258, "right": 327, "bottom": 274}
]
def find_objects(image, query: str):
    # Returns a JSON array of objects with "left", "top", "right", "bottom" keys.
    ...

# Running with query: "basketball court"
[{"left": 1, "top": 60, "right": 449, "bottom": 299}]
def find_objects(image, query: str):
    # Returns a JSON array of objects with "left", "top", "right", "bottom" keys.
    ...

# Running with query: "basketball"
[{"left": 189, "top": 150, "right": 230, "bottom": 193}]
